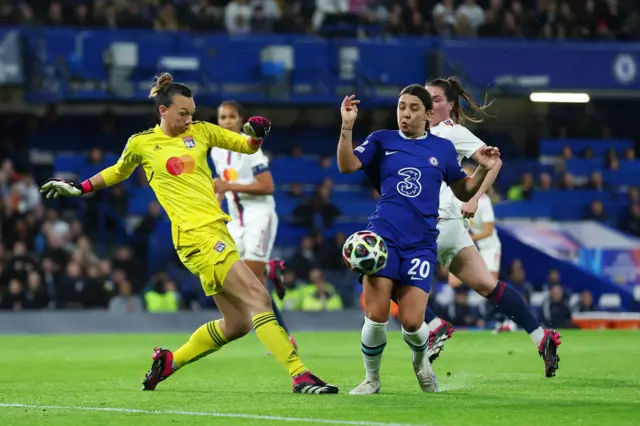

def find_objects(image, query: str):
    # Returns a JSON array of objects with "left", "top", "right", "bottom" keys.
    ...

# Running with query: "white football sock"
[
  {"left": 530, "top": 327, "right": 545, "bottom": 347},
  {"left": 427, "top": 317, "right": 443, "bottom": 332},
  {"left": 361, "top": 317, "right": 387, "bottom": 381},
  {"left": 402, "top": 322, "right": 430, "bottom": 366}
]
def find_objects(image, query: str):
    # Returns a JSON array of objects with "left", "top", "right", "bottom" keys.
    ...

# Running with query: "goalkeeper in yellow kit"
[{"left": 39, "top": 73, "right": 339, "bottom": 394}]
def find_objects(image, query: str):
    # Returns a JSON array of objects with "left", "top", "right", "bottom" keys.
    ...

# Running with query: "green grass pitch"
[{"left": 1, "top": 330, "right": 638, "bottom": 425}]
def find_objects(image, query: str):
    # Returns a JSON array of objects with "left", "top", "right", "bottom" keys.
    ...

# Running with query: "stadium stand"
[{"left": 1, "top": 0, "right": 639, "bottom": 330}]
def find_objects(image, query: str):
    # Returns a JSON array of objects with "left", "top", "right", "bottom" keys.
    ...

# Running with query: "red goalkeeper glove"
[{"left": 243, "top": 116, "right": 271, "bottom": 141}]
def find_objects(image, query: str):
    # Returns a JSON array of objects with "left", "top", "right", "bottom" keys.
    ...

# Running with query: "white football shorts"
[
  {"left": 479, "top": 248, "right": 501, "bottom": 273},
  {"left": 227, "top": 208, "right": 278, "bottom": 263},
  {"left": 436, "top": 218, "right": 475, "bottom": 269}
]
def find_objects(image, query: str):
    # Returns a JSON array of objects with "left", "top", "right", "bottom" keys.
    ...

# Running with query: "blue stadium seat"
[
  {"left": 275, "top": 198, "right": 300, "bottom": 216},
  {"left": 539, "top": 139, "right": 633, "bottom": 156},
  {"left": 494, "top": 201, "right": 553, "bottom": 218},
  {"left": 54, "top": 155, "right": 85, "bottom": 174},
  {"left": 618, "top": 161, "right": 640, "bottom": 173},
  {"left": 564, "top": 159, "right": 603, "bottom": 177},
  {"left": 128, "top": 187, "right": 155, "bottom": 215},
  {"left": 336, "top": 199, "right": 377, "bottom": 216},
  {"left": 602, "top": 171, "right": 638, "bottom": 186},
  {"left": 270, "top": 157, "right": 325, "bottom": 184},
  {"left": 531, "top": 190, "right": 611, "bottom": 204}
]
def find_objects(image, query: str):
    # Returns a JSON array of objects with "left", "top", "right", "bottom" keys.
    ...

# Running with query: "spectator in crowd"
[
  {"left": 587, "top": 171, "right": 607, "bottom": 191},
  {"left": 225, "top": 0, "right": 253, "bottom": 34},
  {"left": 623, "top": 203, "right": 640, "bottom": 237},
  {"left": 144, "top": 278, "right": 180, "bottom": 313},
  {"left": 572, "top": 289, "right": 595, "bottom": 313},
  {"left": 543, "top": 269, "right": 563, "bottom": 292},
  {"left": 582, "top": 147, "right": 594, "bottom": 158},
  {"left": 558, "top": 172, "right": 576, "bottom": 190},
  {"left": 298, "top": 268, "right": 343, "bottom": 311},
  {"left": 585, "top": 200, "right": 613, "bottom": 226},
  {"left": 433, "top": 0, "right": 456, "bottom": 36},
  {"left": 540, "top": 284, "right": 573, "bottom": 328},
  {"left": 287, "top": 235, "right": 318, "bottom": 281},
  {"left": 509, "top": 259, "right": 534, "bottom": 302},
  {"left": 109, "top": 279, "right": 144, "bottom": 314},
  {"left": 24, "top": 271, "right": 49, "bottom": 309},
  {"left": 272, "top": 270, "right": 304, "bottom": 311},
  {"left": 292, "top": 180, "right": 341, "bottom": 230},
  {"left": 605, "top": 148, "right": 619, "bottom": 170},
  {"left": 319, "top": 232, "right": 348, "bottom": 271},
  {"left": 507, "top": 172, "right": 534, "bottom": 200},
  {"left": 0, "top": 279, "right": 26, "bottom": 311},
  {"left": 623, "top": 147, "right": 636, "bottom": 161},
  {"left": 538, "top": 172, "right": 552, "bottom": 191},
  {"left": 445, "top": 286, "right": 485, "bottom": 328},
  {"left": 456, "top": 0, "right": 484, "bottom": 31}
]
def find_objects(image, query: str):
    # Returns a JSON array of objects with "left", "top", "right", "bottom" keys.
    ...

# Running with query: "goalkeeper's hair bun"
[
  {"left": 148, "top": 73, "right": 193, "bottom": 114},
  {"left": 149, "top": 73, "right": 174, "bottom": 99}
]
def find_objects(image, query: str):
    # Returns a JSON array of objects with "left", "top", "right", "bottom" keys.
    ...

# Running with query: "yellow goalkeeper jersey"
[{"left": 101, "top": 121, "right": 259, "bottom": 231}]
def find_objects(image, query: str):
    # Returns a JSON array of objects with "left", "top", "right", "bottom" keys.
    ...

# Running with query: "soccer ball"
[{"left": 342, "top": 230, "right": 388, "bottom": 275}]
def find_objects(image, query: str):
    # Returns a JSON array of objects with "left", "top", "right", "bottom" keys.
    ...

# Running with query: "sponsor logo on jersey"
[
  {"left": 385, "top": 151, "right": 398, "bottom": 156},
  {"left": 183, "top": 136, "right": 196, "bottom": 148},
  {"left": 153, "top": 145, "right": 161, "bottom": 151},
  {"left": 166, "top": 155, "right": 196, "bottom": 176},
  {"left": 214, "top": 241, "right": 227, "bottom": 253},
  {"left": 223, "top": 168, "right": 238, "bottom": 182},
  {"left": 429, "top": 156, "right": 439, "bottom": 166}
]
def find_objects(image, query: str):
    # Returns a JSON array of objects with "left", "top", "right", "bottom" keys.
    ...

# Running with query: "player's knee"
[
  {"left": 365, "top": 300, "right": 390, "bottom": 323},
  {"left": 468, "top": 279, "right": 496, "bottom": 297},
  {"left": 245, "top": 278, "right": 272, "bottom": 312},
  {"left": 224, "top": 318, "right": 252, "bottom": 340},
  {"left": 397, "top": 311, "right": 423, "bottom": 333}
]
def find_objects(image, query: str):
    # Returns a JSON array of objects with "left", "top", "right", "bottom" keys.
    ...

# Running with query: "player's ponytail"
[
  {"left": 426, "top": 76, "right": 494, "bottom": 125},
  {"left": 149, "top": 73, "right": 174, "bottom": 99},
  {"left": 148, "top": 73, "right": 193, "bottom": 113}
]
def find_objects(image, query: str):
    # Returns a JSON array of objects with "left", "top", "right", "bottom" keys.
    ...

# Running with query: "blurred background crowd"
[{"left": 1, "top": 0, "right": 639, "bottom": 40}]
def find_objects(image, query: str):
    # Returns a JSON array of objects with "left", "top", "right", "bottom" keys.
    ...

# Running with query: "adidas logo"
[{"left": 153, "top": 145, "right": 161, "bottom": 151}]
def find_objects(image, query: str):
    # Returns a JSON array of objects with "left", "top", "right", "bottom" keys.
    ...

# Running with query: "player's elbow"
[
  {"left": 452, "top": 181, "right": 473, "bottom": 202},
  {"left": 338, "top": 164, "right": 355, "bottom": 174},
  {"left": 457, "top": 192, "right": 473, "bottom": 203},
  {"left": 492, "top": 157, "right": 503, "bottom": 171},
  {"left": 262, "top": 182, "right": 275, "bottom": 195},
  {"left": 338, "top": 159, "right": 360, "bottom": 174}
]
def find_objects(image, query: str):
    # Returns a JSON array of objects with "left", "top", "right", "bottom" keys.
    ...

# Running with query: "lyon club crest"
[{"left": 183, "top": 136, "right": 195, "bottom": 148}]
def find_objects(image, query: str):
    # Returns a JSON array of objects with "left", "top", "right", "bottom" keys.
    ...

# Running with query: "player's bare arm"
[
  {"left": 213, "top": 172, "right": 274, "bottom": 196},
  {"left": 449, "top": 146, "right": 499, "bottom": 202},
  {"left": 40, "top": 138, "right": 140, "bottom": 199},
  {"left": 471, "top": 222, "right": 495, "bottom": 242},
  {"left": 461, "top": 148, "right": 503, "bottom": 218},
  {"left": 337, "top": 95, "right": 363, "bottom": 174}
]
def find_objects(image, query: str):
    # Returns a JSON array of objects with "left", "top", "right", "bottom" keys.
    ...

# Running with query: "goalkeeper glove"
[
  {"left": 243, "top": 116, "right": 271, "bottom": 141},
  {"left": 39, "top": 178, "right": 92, "bottom": 199}
]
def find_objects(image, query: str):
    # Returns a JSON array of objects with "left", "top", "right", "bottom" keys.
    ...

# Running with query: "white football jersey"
[
  {"left": 430, "top": 119, "right": 485, "bottom": 219},
  {"left": 469, "top": 194, "right": 501, "bottom": 251},
  {"left": 210, "top": 140, "right": 275, "bottom": 223}
]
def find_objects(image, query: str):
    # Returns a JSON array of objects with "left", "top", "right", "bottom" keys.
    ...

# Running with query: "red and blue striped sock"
[{"left": 488, "top": 281, "right": 540, "bottom": 335}]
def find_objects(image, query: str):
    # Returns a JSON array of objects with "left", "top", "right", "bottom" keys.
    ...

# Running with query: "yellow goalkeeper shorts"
[{"left": 173, "top": 220, "right": 241, "bottom": 296}]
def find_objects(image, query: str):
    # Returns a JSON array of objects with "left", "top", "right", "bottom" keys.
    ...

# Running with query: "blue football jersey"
[{"left": 354, "top": 130, "right": 467, "bottom": 259}]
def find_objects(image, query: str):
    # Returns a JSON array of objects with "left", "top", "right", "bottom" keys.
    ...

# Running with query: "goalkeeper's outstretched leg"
[{"left": 142, "top": 258, "right": 337, "bottom": 394}]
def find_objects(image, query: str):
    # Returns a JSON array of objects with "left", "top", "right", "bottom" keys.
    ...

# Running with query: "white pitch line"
[{"left": 0, "top": 403, "right": 429, "bottom": 426}]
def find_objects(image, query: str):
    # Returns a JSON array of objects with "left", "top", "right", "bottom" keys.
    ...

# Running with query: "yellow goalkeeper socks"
[
  {"left": 173, "top": 320, "right": 228, "bottom": 368},
  {"left": 252, "top": 312, "right": 306, "bottom": 377}
]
